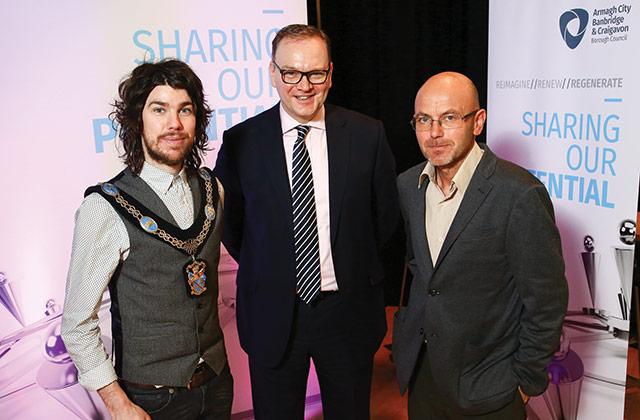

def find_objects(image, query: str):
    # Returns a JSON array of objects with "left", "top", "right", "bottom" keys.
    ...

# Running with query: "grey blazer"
[{"left": 393, "top": 144, "right": 568, "bottom": 415}]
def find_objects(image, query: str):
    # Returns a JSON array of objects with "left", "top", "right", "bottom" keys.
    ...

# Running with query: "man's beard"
[{"left": 144, "top": 133, "right": 194, "bottom": 167}]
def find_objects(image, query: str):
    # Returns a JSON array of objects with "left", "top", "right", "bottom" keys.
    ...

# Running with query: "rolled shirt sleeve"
[{"left": 61, "top": 193, "right": 129, "bottom": 391}]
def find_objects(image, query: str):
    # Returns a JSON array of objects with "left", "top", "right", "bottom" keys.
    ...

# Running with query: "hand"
[
  {"left": 518, "top": 386, "right": 530, "bottom": 405},
  {"left": 97, "top": 381, "right": 151, "bottom": 420}
]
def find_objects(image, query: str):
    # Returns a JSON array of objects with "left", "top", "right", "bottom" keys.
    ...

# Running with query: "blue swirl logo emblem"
[{"left": 559, "top": 8, "right": 589, "bottom": 49}]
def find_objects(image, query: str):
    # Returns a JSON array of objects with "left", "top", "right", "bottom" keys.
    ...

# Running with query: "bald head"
[
  {"left": 412, "top": 71, "right": 486, "bottom": 177},
  {"left": 415, "top": 72, "right": 479, "bottom": 113}
]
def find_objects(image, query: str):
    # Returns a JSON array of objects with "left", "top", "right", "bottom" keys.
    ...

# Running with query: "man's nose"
[
  {"left": 296, "top": 74, "right": 313, "bottom": 90},
  {"left": 429, "top": 119, "right": 444, "bottom": 138},
  {"left": 167, "top": 112, "right": 184, "bottom": 130}
]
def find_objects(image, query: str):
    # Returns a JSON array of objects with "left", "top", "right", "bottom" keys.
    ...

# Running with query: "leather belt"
[
  {"left": 120, "top": 362, "right": 217, "bottom": 391},
  {"left": 187, "top": 361, "right": 217, "bottom": 389}
]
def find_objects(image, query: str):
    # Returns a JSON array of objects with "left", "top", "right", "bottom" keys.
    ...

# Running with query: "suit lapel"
[
  {"left": 411, "top": 175, "right": 435, "bottom": 275},
  {"left": 325, "top": 105, "right": 350, "bottom": 245},
  {"left": 434, "top": 147, "right": 496, "bottom": 270},
  {"left": 260, "top": 105, "right": 294, "bottom": 224}
]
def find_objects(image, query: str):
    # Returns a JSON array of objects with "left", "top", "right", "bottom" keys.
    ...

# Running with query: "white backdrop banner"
[
  {"left": 488, "top": 1, "right": 638, "bottom": 419},
  {"left": 0, "top": 1, "right": 306, "bottom": 418}
]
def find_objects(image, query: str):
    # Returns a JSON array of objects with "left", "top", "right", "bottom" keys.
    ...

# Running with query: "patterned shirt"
[{"left": 60, "top": 163, "right": 220, "bottom": 391}]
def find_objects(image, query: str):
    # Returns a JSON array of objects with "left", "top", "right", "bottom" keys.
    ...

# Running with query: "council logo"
[{"left": 559, "top": 8, "right": 589, "bottom": 49}]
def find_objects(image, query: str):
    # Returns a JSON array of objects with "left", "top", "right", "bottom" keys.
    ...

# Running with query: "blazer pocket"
[{"left": 458, "top": 332, "right": 519, "bottom": 403}]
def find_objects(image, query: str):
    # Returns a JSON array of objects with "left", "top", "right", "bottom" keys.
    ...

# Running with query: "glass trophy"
[
  {"left": 0, "top": 272, "right": 25, "bottom": 327},
  {"left": 569, "top": 233, "right": 628, "bottom": 333},
  {"left": 580, "top": 235, "right": 599, "bottom": 308},
  {"left": 613, "top": 219, "right": 636, "bottom": 321}
]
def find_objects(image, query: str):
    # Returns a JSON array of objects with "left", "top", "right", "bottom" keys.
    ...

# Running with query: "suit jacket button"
[
  {"left": 428, "top": 289, "right": 439, "bottom": 297},
  {"left": 419, "top": 328, "right": 424, "bottom": 335},
  {"left": 198, "top": 326, "right": 204, "bottom": 334}
]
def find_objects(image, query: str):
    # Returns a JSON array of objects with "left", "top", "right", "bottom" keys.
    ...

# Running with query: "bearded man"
[{"left": 61, "top": 59, "right": 233, "bottom": 420}]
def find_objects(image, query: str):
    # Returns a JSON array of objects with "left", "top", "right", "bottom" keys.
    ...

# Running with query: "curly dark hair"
[
  {"left": 271, "top": 24, "right": 331, "bottom": 61},
  {"left": 110, "top": 59, "right": 211, "bottom": 174}
]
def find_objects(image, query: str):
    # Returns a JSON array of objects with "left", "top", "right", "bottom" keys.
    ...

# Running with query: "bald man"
[{"left": 392, "top": 72, "right": 568, "bottom": 419}]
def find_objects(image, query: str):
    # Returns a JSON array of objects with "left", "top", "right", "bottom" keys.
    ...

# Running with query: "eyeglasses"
[
  {"left": 272, "top": 62, "right": 330, "bottom": 85},
  {"left": 410, "top": 110, "right": 479, "bottom": 131}
]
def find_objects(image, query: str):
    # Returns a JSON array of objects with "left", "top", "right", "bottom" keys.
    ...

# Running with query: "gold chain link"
[{"left": 112, "top": 176, "right": 214, "bottom": 256}]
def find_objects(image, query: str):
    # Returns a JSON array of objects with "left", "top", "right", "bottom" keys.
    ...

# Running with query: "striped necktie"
[{"left": 292, "top": 125, "right": 321, "bottom": 304}]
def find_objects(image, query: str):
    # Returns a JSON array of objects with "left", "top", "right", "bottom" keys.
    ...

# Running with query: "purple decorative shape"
[
  {"left": 36, "top": 322, "right": 111, "bottom": 419},
  {"left": 36, "top": 360, "right": 104, "bottom": 419},
  {"left": 45, "top": 299, "right": 61, "bottom": 317},
  {"left": 42, "top": 322, "right": 71, "bottom": 363},
  {"left": 0, "top": 272, "right": 25, "bottom": 327},
  {"left": 542, "top": 329, "right": 584, "bottom": 420},
  {"left": 0, "top": 338, "right": 43, "bottom": 394}
]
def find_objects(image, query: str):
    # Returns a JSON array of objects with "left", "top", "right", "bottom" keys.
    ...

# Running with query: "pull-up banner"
[
  {"left": 488, "top": 2, "right": 638, "bottom": 419},
  {"left": 0, "top": 1, "right": 306, "bottom": 418}
]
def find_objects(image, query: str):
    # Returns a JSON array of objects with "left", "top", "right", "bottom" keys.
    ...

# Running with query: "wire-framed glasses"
[{"left": 410, "top": 109, "right": 479, "bottom": 131}]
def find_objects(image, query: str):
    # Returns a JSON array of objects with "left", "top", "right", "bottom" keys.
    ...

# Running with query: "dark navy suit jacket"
[
  {"left": 213, "top": 103, "right": 399, "bottom": 367},
  {"left": 393, "top": 144, "right": 568, "bottom": 415}
]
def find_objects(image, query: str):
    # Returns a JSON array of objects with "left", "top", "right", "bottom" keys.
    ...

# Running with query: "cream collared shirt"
[{"left": 419, "top": 142, "right": 484, "bottom": 265}]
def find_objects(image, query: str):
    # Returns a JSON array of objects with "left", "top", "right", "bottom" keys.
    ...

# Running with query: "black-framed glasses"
[
  {"left": 410, "top": 109, "right": 480, "bottom": 131},
  {"left": 272, "top": 62, "right": 330, "bottom": 85}
]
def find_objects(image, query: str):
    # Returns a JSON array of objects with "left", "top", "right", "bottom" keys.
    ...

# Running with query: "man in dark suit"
[
  {"left": 213, "top": 24, "right": 399, "bottom": 419},
  {"left": 393, "top": 72, "right": 568, "bottom": 419}
]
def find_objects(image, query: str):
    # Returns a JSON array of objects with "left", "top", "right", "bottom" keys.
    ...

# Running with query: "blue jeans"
[{"left": 121, "top": 364, "right": 233, "bottom": 420}]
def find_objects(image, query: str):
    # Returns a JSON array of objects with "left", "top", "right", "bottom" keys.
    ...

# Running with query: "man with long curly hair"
[{"left": 61, "top": 59, "right": 233, "bottom": 420}]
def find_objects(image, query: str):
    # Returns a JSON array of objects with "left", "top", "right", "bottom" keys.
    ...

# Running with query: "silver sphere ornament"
[
  {"left": 583, "top": 235, "right": 594, "bottom": 252},
  {"left": 619, "top": 220, "right": 636, "bottom": 245}
]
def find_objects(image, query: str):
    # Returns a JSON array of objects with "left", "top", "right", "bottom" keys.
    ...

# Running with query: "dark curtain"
[{"left": 306, "top": 0, "right": 489, "bottom": 305}]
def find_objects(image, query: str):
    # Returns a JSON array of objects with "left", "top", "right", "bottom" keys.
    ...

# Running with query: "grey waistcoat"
[{"left": 102, "top": 168, "right": 226, "bottom": 386}]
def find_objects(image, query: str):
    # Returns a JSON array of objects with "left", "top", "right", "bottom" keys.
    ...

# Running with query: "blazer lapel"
[
  {"left": 325, "top": 105, "right": 350, "bottom": 245},
  {"left": 260, "top": 105, "right": 294, "bottom": 225},
  {"left": 411, "top": 175, "right": 435, "bottom": 276},
  {"left": 434, "top": 147, "right": 496, "bottom": 270}
]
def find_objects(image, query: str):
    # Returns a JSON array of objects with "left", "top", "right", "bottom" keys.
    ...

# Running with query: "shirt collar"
[
  {"left": 279, "top": 103, "right": 326, "bottom": 135},
  {"left": 418, "top": 141, "right": 484, "bottom": 191},
  {"left": 139, "top": 162, "right": 189, "bottom": 195}
]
